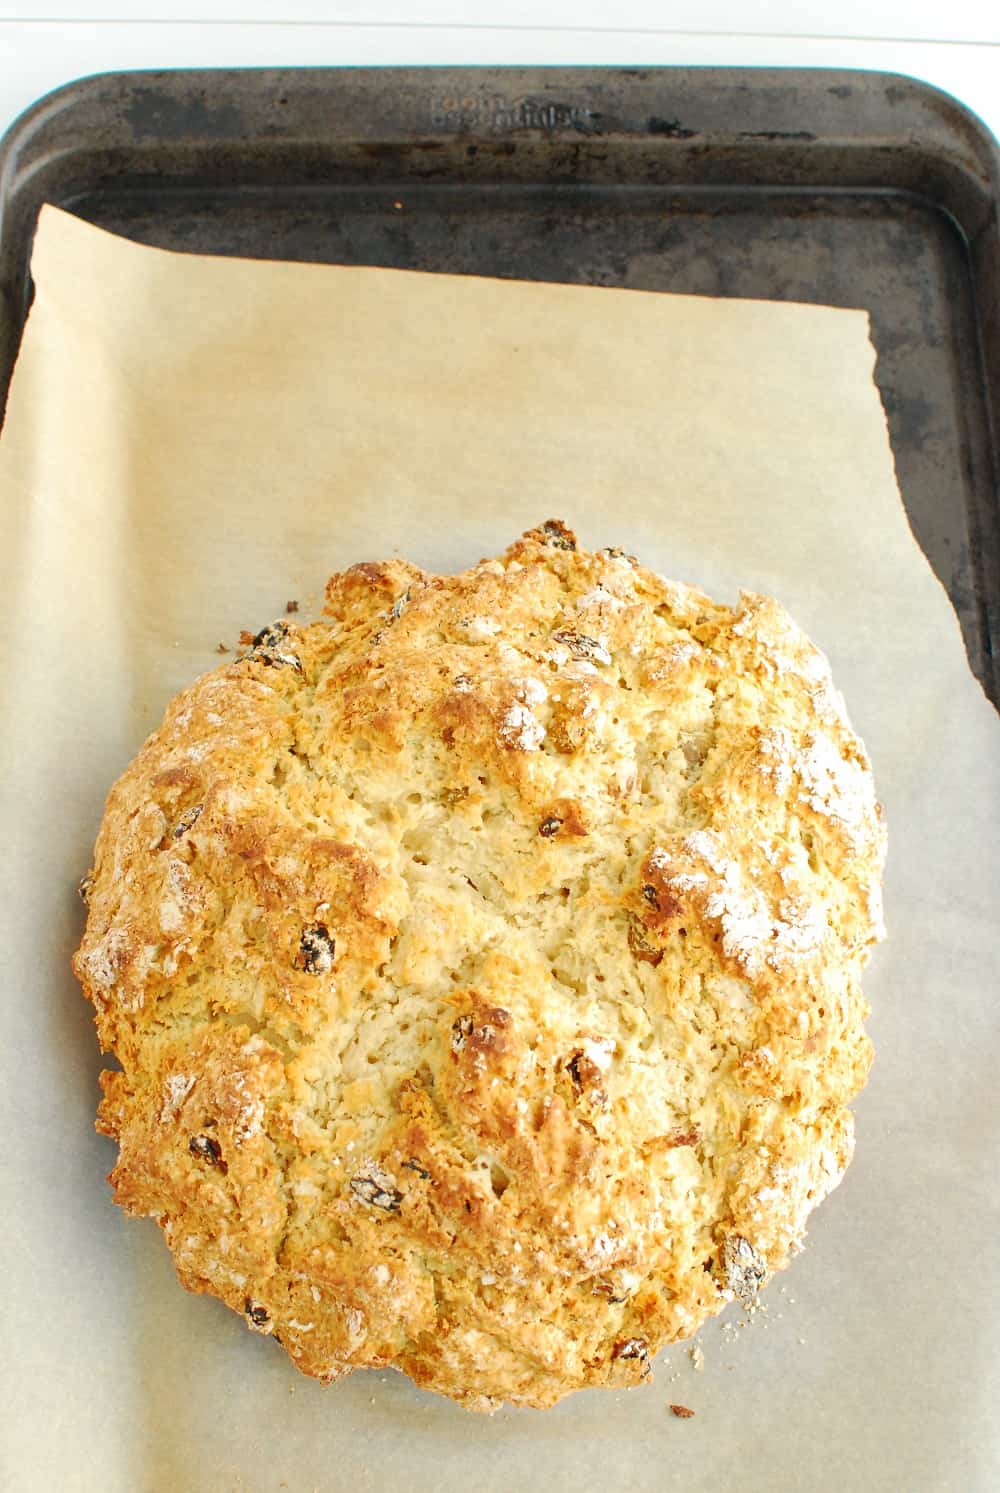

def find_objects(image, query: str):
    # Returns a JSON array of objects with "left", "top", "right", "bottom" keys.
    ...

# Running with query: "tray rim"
[{"left": 3, "top": 65, "right": 999, "bottom": 227}]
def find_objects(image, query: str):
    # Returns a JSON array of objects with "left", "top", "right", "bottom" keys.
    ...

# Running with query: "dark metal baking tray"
[{"left": 1, "top": 66, "right": 998, "bottom": 703}]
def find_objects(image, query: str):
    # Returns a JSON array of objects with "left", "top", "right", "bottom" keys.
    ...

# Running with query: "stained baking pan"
[{"left": 0, "top": 65, "right": 997, "bottom": 703}]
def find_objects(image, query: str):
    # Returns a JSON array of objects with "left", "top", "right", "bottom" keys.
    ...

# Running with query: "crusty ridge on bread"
[{"left": 74, "top": 520, "right": 885, "bottom": 1410}]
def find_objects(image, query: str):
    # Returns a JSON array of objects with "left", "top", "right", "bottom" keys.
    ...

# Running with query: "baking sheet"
[
  {"left": 4, "top": 65, "right": 1000, "bottom": 702},
  {"left": 0, "top": 204, "right": 997, "bottom": 1493}
]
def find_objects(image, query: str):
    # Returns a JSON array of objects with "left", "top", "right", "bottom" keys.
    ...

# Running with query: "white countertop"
[{"left": 0, "top": 5, "right": 998, "bottom": 150}]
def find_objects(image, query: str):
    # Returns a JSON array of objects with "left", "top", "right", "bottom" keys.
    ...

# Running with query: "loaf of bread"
[{"left": 74, "top": 520, "right": 885, "bottom": 1410}]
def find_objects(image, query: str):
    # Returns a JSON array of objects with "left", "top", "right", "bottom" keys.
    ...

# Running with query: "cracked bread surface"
[{"left": 73, "top": 520, "right": 885, "bottom": 1410}]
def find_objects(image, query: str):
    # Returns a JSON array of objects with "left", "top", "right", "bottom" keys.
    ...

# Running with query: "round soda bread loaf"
[{"left": 74, "top": 520, "right": 885, "bottom": 1411}]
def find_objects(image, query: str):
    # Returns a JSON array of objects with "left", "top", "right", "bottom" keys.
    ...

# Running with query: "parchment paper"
[{"left": 1, "top": 204, "right": 998, "bottom": 1493}]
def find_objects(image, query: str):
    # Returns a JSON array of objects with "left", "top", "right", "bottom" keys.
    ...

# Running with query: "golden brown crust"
[{"left": 74, "top": 521, "right": 885, "bottom": 1410}]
